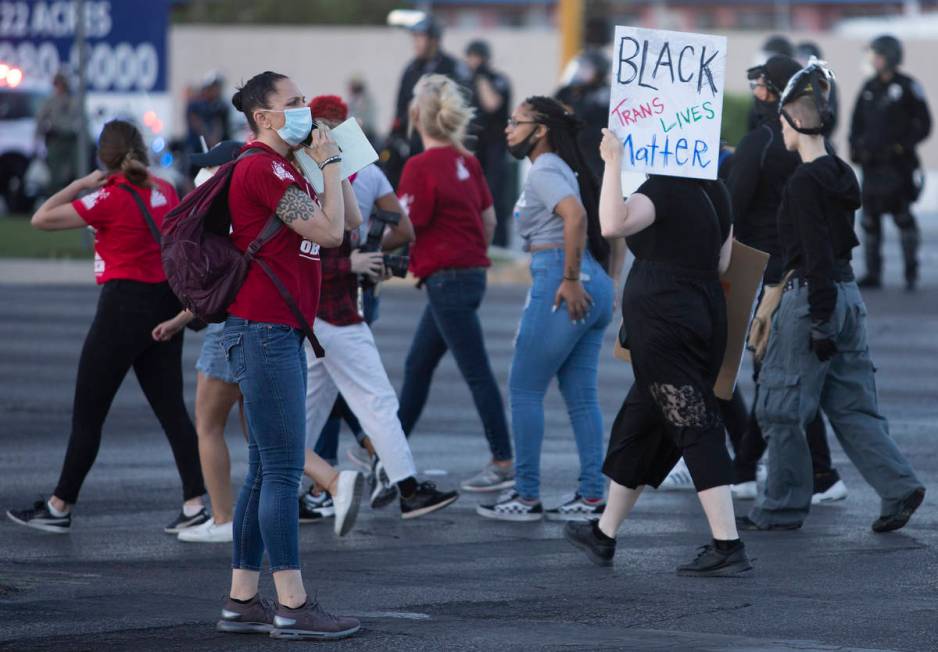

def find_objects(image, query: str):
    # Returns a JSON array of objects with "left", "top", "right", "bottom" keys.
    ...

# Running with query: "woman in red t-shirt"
[
  {"left": 6, "top": 120, "right": 207, "bottom": 535},
  {"left": 396, "top": 74, "right": 513, "bottom": 488}
]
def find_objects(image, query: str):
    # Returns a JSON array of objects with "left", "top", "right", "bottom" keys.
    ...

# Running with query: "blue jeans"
[
  {"left": 510, "top": 250, "right": 613, "bottom": 500},
  {"left": 222, "top": 317, "right": 306, "bottom": 572},
  {"left": 398, "top": 268, "right": 512, "bottom": 461}
]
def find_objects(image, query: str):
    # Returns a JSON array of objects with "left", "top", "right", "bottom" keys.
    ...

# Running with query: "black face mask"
[{"left": 507, "top": 127, "right": 540, "bottom": 160}]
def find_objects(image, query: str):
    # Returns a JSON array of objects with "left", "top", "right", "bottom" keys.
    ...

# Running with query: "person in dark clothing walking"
[
  {"left": 6, "top": 120, "right": 206, "bottom": 535},
  {"left": 740, "top": 62, "right": 925, "bottom": 533},
  {"left": 384, "top": 15, "right": 471, "bottom": 187},
  {"left": 564, "top": 128, "right": 751, "bottom": 577},
  {"left": 850, "top": 35, "right": 932, "bottom": 290},
  {"left": 465, "top": 40, "right": 513, "bottom": 247},
  {"left": 728, "top": 55, "right": 847, "bottom": 505}
]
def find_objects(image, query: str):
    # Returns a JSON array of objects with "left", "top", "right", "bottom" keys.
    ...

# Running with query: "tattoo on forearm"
[{"left": 276, "top": 186, "right": 315, "bottom": 224}]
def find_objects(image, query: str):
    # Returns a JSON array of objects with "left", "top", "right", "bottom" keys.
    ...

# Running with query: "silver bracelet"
[{"left": 318, "top": 155, "right": 342, "bottom": 170}]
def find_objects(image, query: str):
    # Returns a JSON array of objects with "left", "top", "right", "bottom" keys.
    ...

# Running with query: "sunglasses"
[{"left": 506, "top": 118, "right": 538, "bottom": 128}]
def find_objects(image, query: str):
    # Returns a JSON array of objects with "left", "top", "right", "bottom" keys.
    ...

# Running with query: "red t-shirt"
[
  {"left": 397, "top": 146, "right": 492, "bottom": 279},
  {"left": 227, "top": 142, "right": 322, "bottom": 329},
  {"left": 72, "top": 173, "right": 178, "bottom": 284}
]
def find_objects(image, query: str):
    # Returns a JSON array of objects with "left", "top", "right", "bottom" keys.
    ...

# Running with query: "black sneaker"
[
  {"left": 563, "top": 520, "right": 615, "bottom": 567},
  {"left": 6, "top": 500, "right": 71, "bottom": 534},
  {"left": 299, "top": 489, "right": 335, "bottom": 524},
  {"left": 271, "top": 600, "right": 360, "bottom": 640},
  {"left": 677, "top": 541, "right": 752, "bottom": 577},
  {"left": 399, "top": 482, "right": 459, "bottom": 520},
  {"left": 164, "top": 507, "right": 210, "bottom": 534},
  {"left": 369, "top": 458, "right": 398, "bottom": 510},
  {"left": 857, "top": 275, "right": 882, "bottom": 289},
  {"left": 736, "top": 515, "right": 801, "bottom": 531},
  {"left": 872, "top": 487, "right": 925, "bottom": 533},
  {"left": 217, "top": 594, "right": 277, "bottom": 634}
]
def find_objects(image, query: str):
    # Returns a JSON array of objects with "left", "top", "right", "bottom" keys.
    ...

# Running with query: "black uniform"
[
  {"left": 468, "top": 65, "right": 512, "bottom": 246},
  {"left": 725, "top": 103, "right": 838, "bottom": 489},
  {"left": 849, "top": 71, "right": 931, "bottom": 285},
  {"left": 384, "top": 51, "right": 471, "bottom": 187},
  {"left": 604, "top": 177, "right": 733, "bottom": 492}
]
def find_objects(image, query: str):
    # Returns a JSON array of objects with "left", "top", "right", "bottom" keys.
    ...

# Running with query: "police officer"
[
  {"left": 465, "top": 40, "right": 512, "bottom": 247},
  {"left": 555, "top": 49, "right": 611, "bottom": 183},
  {"left": 849, "top": 35, "right": 932, "bottom": 290},
  {"left": 385, "top": 15, "right": 470, "bottom": 187}
]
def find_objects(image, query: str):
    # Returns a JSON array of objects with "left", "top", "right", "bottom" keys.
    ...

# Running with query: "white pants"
[{"left": 305, "top": 320, "right": 417, "bottom": 483}]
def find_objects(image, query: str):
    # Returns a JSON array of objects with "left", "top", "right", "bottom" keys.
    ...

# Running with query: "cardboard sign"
[
  {"left": 295, "top": 118, "right": 379, "bottom": 193},
  {"left": 613, "top": 241, "right": 769, "bottom": 400},
  {"left": 609, "top": 26, "right": 727, "bottom": 181}
]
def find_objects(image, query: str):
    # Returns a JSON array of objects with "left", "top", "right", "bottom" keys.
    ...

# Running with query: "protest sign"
[
  {"left": 608, "top": 26, "right": 727, "bottom": 181},
  {"left": 613, "top": 241, "right": 769, "bottom": 400}
]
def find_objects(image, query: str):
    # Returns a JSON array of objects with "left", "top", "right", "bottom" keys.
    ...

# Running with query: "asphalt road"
[{"left": 1, "top": 226, "right": 936, "bottom": 651}]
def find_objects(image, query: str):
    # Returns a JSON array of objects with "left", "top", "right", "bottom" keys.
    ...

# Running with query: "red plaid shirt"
[{"left": 316, "top": 229, "right": 364, "bottom": 326}]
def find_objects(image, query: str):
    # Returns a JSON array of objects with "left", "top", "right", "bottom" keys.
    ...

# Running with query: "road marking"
[{"left": 351, "top": 611, "right": 431, "bottom": 620}]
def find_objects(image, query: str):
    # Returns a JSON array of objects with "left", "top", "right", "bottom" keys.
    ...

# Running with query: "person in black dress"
[{"left": 564, "top": 128, "right": 752, "bottom": 577}]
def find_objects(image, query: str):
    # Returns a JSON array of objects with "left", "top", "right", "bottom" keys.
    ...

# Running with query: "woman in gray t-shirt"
[{"left": 476, "top": 96, "right": 624, "bottom": 523}]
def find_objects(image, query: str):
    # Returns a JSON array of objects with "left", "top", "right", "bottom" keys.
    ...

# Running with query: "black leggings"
[{"left": 53, "top": 281, "right": 204, "bottom": 504}]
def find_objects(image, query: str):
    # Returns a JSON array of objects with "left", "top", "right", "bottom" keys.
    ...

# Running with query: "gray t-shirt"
[{"left": 513, "top": 153, "right": 579, "bottom": 251}]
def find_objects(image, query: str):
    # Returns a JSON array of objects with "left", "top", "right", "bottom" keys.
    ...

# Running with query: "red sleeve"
[
  {"left": 472, "top": 156, "right": 493, "bottom": 211},
  {"left": 244, "top": 156, "right": 304, "bottom": 214},
  {"left": 397, "top": 158, "right": 436, "bottom": 228},
  {"left": 71, "top": 186, "right": 119, "bottom": 229}
]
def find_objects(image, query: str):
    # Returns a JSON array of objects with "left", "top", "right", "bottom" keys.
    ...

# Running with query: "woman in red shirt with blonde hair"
[
  {"left": 396, "top": 74, "right": 513, "bottom": 491},
  {"left": 7, "top": 120, "right": 207, "bottom": 535}
]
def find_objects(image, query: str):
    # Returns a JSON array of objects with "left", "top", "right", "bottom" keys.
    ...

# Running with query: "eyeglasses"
[{"left": 506, "top": 118, "right": 538, "bottom": 128}]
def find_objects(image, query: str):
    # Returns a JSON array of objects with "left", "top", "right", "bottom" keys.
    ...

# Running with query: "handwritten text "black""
[{"left": 617, "top": 38, "right": 719, "bottom": 96}]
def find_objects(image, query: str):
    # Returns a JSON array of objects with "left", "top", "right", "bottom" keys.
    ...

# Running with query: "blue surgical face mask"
[{"left": 271, "top": 107, "right": 314, "bottom": 147}]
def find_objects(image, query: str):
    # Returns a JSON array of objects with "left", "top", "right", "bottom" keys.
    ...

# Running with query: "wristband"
[{"left": 318, "top": 155, "right": 342, "bottom": 170}]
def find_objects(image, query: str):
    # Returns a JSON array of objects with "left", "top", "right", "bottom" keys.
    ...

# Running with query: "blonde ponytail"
[{"left": 410, "top": 74, "right": 474, "bottom": 145}]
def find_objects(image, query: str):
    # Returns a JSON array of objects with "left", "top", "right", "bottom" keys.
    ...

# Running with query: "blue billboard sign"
[{"left": 0, "top": 0, "right": 170, "bottom": 92}]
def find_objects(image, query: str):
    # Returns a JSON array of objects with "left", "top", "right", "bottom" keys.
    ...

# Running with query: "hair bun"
[{"left": 231, "top": 89, "right": 243, "bottom": 112}]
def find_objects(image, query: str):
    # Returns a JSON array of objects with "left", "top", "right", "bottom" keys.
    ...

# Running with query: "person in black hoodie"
[
  {"left": 739, "top": 63, "right": 925, "bottom": 533},
  {"left": 727, "top": 55, "right": 846, "bottom": 505}
]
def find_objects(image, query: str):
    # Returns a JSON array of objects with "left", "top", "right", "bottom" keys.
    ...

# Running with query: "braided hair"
[{"left": 524, "top": 96, "right": 610, "bottom": 269}]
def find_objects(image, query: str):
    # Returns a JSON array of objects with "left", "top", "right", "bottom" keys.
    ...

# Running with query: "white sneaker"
[
  {"left": 812, "top": 479, "right": 848, "bottom": 504},
  {"left": 332, "top": 470, "right": 364, "bottom": 537},
  {"left": 657, "top": 458, "right": 694, "bottom": 491},
  {"left": 177, "top": 518, "right": 233, "bottom": 543},
  {"left": 731, "top": 481, "right": 758, "bottom": 500}
]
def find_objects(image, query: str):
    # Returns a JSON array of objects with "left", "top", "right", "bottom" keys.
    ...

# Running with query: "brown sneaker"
[
  {"left": 216, "top": 594, "right": 276, "bottom": 634},
  {"left": 271, "top": 600, "right": 361, "bottom": 640}
]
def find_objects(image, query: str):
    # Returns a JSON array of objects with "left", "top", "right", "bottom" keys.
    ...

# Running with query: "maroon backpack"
[{"left": 161, "top": 149, "right": 324, "bottom": 356}]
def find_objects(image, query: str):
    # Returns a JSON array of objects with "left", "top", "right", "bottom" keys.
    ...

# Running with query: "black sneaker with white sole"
[
  {"left": 399, "top": 482, "right": 459, "bottom": 519},
  {"left": 164, "top": 507, "right": 210, "bottom": 534},
  {"left": 6, "top": 500, "right": 71, "bottom": 534},
  {"left": 370, "top": 458, "right": 398, "bottom": 510},
  {"left": 299, "top": 490, "right": 335, "bottom": 524},
  {"left": 476, "top": 490, "right": 543, "bottom": 522}
]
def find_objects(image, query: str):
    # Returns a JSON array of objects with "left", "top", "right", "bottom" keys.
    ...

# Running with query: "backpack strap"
[
  {"left": 118, "top": 183, "right": 161, "bottom": 246},
  {"left": 245, "top": 214, "right": 325, "bottom": 358}
]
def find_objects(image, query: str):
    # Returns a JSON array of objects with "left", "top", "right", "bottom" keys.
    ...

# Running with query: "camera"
[{"left": 359, "top": 209, "right": 409, "bottom": 288}]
